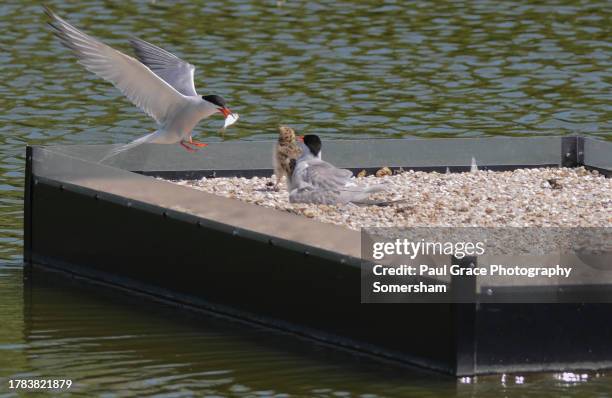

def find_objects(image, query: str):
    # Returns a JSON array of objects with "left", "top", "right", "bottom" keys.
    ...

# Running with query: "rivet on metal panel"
[
  {"left": 340, "top": 258, "right": 346, "bottom": 264},
  {"left": 486, "top": 288, "right": 493, "bottom": 296},
  {"left": 232, "top": 229, "right": 239, "bottom": 236},
  {"left": 126, "top": 201, "right": 132, "bottom": 207}
]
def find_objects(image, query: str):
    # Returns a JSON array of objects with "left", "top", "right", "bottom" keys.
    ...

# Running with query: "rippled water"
[{"left": 1, "top": 0, "right": 611, "bottom": 395}]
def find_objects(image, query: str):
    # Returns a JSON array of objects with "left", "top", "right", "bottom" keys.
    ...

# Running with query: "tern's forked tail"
[{"left": 99, "top": 131, "right": 158, "bottom": 163}]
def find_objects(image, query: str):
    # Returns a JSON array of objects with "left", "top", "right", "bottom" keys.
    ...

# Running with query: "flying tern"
[
  {"left": 45, "top": 7, "right": 239, "bottom": 159},
  {"left": 288, "top": 135, "right": 387, "bottom": 205}
]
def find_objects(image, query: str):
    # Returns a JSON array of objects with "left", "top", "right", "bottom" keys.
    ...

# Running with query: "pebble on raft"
[{"left": 169, "top": 167, "right": 611, "bottom": 230}]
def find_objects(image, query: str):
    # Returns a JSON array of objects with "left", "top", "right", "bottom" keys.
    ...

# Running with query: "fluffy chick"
[{"left": 273, "top": 125, "right": 302, "bottom": 190}]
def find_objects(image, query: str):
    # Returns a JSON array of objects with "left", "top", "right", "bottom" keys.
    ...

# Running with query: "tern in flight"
[{"left": 45, "top": 7, "right": 239, "bottom": 159}]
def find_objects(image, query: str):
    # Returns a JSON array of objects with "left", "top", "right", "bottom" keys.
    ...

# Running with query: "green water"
[{"left": 1, "top": 0, "right": 611, "bottom": 396}]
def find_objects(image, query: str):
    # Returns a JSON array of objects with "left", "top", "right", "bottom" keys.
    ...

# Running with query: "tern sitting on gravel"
[
  {"left": 288, "top": 135, "right": 386, "bottom": 205},
  {"left": 45, "top": 7, "right": 239, "bottom": 160},
  {"left": 273, "top": 126, "right": 303, "bottom": 191}
]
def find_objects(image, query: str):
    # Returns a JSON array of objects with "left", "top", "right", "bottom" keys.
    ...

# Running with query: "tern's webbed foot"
[
  {"left": 189, "top": 138, "right": 208, "bottom": 148},
  {"left": 180, "top": 141, "right": 197, "bottom": 152}
]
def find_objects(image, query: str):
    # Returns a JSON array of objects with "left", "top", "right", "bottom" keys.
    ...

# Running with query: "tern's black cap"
[
  {"left": 303, "top": 134, "right": 322, "bottom": 157},
  {"left": 202, "top": 95, "right": 227, "bottom": 108}
]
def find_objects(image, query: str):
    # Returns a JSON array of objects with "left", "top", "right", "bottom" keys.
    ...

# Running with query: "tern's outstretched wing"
[
  {"left": 130, "top": 38, "right": 198, "bottom": 97},
  {"left": 46, "top": 7, "right": 186, "bottom": 124}
]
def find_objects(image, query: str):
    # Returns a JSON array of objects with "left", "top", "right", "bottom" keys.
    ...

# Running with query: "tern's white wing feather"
[
  {"left": 46, "top": 8, "right": 187, "bottom": 124},
  {"left": 130, "top": 38, "right": 198, "bottom": 97}
]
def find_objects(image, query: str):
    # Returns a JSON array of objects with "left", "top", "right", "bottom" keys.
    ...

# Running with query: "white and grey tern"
[
  {"left": 288, "top": 135, "right": 387, "bottom": 205},
  {"left": 45, "top": 7, "right": 239, "bottom": 159}
]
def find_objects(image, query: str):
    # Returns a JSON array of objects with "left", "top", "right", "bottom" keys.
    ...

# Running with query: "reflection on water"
[
  {"left": 1, "top": 267, "right": 457, "bottom": 397},
  {"left": 0, "top": 0, "right": 611, "bottom": 395},
  {"left": 1, "top": 266, "right": 611, "bottom": 396}
]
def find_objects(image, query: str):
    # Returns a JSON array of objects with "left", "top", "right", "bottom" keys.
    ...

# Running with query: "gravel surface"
[{"left": 171, "top": 167, "right": 611, "bottom": 229}]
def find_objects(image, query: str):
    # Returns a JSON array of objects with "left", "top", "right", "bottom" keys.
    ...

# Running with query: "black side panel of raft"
[
  {"left": 28, "top": 180, "right": 612, "bottom": 376},
  {"left": 475, "top": 303, "right": 612, "bottom": 373},
  {"left": 30, "top": 181, "right": 456, "bottom": 373}
]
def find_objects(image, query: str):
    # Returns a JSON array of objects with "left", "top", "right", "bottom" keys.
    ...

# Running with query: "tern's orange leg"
[
  {"left": 189, "top": 137, "right": 208, "bottom": 148},
  {"left": 180, "top": 140, "right": 197, "bottom": 152}
]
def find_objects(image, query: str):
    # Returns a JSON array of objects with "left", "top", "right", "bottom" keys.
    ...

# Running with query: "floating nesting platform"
[{"left": 24, "top": 136, "right": 612, "bottom": 376}]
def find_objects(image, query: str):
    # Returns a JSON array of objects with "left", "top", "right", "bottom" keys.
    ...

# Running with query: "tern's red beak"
[
  {"left": 218, "top": 107, "right": 232, "bottom": 118},
  {"left": 297, "top": 135, "right": 304, "bottom": 142}
]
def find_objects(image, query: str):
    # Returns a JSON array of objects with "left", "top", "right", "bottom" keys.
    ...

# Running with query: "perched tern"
[
  {"left": 45, "top": 7, "right": 238, "bottom": 159},
  {"left": 273, "top": 126, "right": 303, "bottom": 190},
  {"left": 288, "top": 135, "right": 386, "bottom": 205}
]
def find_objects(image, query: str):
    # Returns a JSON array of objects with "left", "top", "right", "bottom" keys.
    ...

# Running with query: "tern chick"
[{"left": 273, "top": 126, "right": 302, "bottom": 190}]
